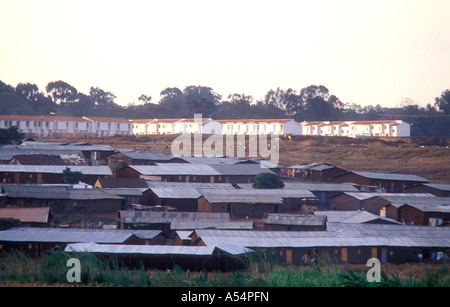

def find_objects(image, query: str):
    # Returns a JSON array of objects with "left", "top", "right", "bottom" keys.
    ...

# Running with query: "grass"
[{"left": 1, "top": 249, "right": 449, "bottom": 287}]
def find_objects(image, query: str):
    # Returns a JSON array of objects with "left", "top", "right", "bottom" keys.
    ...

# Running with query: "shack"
[
  {"left": 0, "top": 227, "right": 166, "bottom": 257},
  {"left": 0, "top": 165, "right": 112, "bottom": 185},
  {"left": 65, "top": 242, "right": 252, "bottom": 271},
  {"left": 0, "top": 207, "right": 51, "bottom": 227},
  {"left": 1, "top": 184, "right": 123, "bottom": 218},
  {"left": 116, "top": 163, "right": 275, "bottom": 184},
  {"left": 286, "top": 162, "right": 347, "bottom": 181},
  {"left": 331, "top": 171, "right": 429, "bottom": 193},
  {"left": 404, "top": 183, "right": 450, "bottom": 197},
  {"left": 191, "top": 224, "right": 450, "bottom": 265}
]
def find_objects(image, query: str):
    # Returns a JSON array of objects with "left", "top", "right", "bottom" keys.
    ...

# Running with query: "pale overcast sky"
[{"left": 1, "top": 0, "right": 449, "bottom": 108}]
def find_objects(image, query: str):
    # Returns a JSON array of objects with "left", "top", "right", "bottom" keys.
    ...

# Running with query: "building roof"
[
  {"left": 194, "top": 224, "right": 450, "bottom": 248},
  {"left": 0, "top": 165, "right": 112, "bottom": 176},
  {"left": 82, "top": 116, "right": 131, "bottom": 123},
  {"left": 0, "top": 227, "right": 162, "bottom": 244},
  {"left": 202, "top": 192, "right": 283, "bottom": 204},
  {"left": 64, "top": 242, "right": 252, "bottom": 256},
  {"left": 287, "top": 162, "right": 340, "bottom": 171},
  {"left": 1, "top": 184, "right": 123, "bottom": 200},
  {"left": 0, "top": 207, "right": 51, "bottom": 223},
  {"left": 119, "top": 211, "right": 230, "bottom": 224},
  {"left": 95, "top": 178, "right": 149, "bottom": 188},
  {"left": 262, "top": 214, "right": 326, "bottom": 226},
  {"left": 238, "top": 182, "right": 359, "bottom": 192},
  {"left": 117, "top": 149, "right": 172, "bottom": 161},
  {"left": 415, "top": 183, "right": 450, "bottom": 192},
  {"left": 344, "top": 171, "right": 429, "bottom": 183},
  {"left": 333, "top": 192, "right": 436, "bottom": 201},
  {"left": 128, "top": 163, "right": 274, "bottom": 176},
  {"left": 10, "top": 154, "right": 68, "bottom": 165},
  {"left": 216, "top": 119, "right": 295, "bottom": 124},
  {"left": 170, "top": 220, "right": 254, "bottom": 230}
]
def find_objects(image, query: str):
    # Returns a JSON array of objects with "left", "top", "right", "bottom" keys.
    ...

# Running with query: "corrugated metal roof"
[
  {"left": 101, "top": 188, "right": 146, "bottom": 196},
  {"left": 202, "top": 186, "right": 316, "bottom": 200},
  {"left": 422, "top": 183, "right": 450, "bottom": 191},
  {"left": 262, "top": 214, "right": 326, "bottom": 226},
  {"left": 130, "top": 163, "right": 274, "bottom": 176},
  {"left": 239, "top": 182, "right": 359, "bottom": 192},
  {"left": 170, "top": 220, "right": 254, "bottom": 230},
  {"left": 0, "top": 227, "right": 162, "bottom": 243},
  {"left": 118, "top": 149, "right": 172, "bottom": 161},
  {"left": 314, "top": 211, "right": 362, "bottom": 222},
  {"left": 0, "top": 207, "right": 50, "bottom": 223},
  {"left": 202, "top": 193, "right": 283, "bottom": 204},
  {"left": 1, "top": 184, "right": 122, "bottom": 200},
  {"left": 351, "top": 171, "right": 429, "bottom": 182},
  {"left": 150, "top": 188, "right": 202, "bottom": 199},
  {"left": 195, "top": 224, "right": 450, "bottom": 248},
  {"left": 64, "top": 242, "right": 252, "bottom": 256},
  {"left": 146, "top": 181, "right": 236, "bottom": 190},
  {"left": 0, "top": 165, "right": 112, "bottom": 175},
  {"left": 119, "top": 211, "right": 230, "bottom": 224},
  {"left": 339, "top": 192, "right": 436, "bottom": 201},
  {"left": 340, "top": 211, "right": 401, "bottom": 224}
]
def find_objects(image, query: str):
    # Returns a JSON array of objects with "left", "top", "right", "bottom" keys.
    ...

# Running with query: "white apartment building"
[
  {"left": 301, "top": 120, "right": 411, "bottom": 137},
  {"left": 218, "top": 119, "right": 302, "bottom": 135},
  {"left": 130, "top": 118, "right": 221, "bottom": 135},
  {"left": 82, "top": 117, "right": 133, "bottom": 137},
  {"left": 0, "top": 115, "right": 92, "bottom": 138}
]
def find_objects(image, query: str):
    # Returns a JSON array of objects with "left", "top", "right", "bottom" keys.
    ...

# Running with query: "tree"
[
  {"left": 264, "top": 87, "right": 298, "bottom": 113},
  {"left": 252, "top": 173, "right": 285, "bottom": 189},
  {"left": 434, "top": 89, "right": 450, "bottom": 114},
  {"left": 0, "top": 126, "right": 25, "bottom": 144},
  {"left": 183, "top": 85, "right": 221, "bottom": 117},
  {"left": 62, "top": 167, "right": 86, "bottom": 184},
  {"left": 45, "top": 81, "right": 79, "bottom": 106},
  {"left": 15, "top": 83, "right": 39, "bottom": 103},
  {"left": 89, "top": 87, "right": 117, "bottom": 111},
  {"left": 138, "top": 94, "right": 152, "bottom": 104}
]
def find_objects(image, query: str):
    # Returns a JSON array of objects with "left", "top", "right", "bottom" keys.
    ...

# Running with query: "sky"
[{"left": 1, "top": 0, "right": 450, "bottom": 109}]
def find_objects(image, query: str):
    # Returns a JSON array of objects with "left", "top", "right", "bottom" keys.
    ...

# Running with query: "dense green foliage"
[
  {"left": 252, "top": 173, "right": 285, "bottom": 189},
  {"left": 0, "top": 249, "right": 449, "bottom": 287},
  {"left": 1, "top": 80, "right": 449, "bottom": 136}
]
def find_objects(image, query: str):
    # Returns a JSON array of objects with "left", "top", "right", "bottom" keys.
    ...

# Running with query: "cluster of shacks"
[{"left": 0, "top": 140, "right": 449, "bottom": 271}]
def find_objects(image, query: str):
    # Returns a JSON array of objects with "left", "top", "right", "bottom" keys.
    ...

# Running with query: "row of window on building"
[{"left": 0, "top": 115, "right": 410, "bottom": 138}]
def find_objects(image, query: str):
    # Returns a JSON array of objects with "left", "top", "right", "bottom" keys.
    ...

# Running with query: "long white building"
[
  {"left": 301, "top": 120, "right": 410, "bottom": 137},
  {"left": 0, "top": 115, "right": 410, "bottom": 138}
]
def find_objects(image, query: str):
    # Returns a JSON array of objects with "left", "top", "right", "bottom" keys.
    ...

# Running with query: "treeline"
[{"left": 1, "top": 80, "right": 449, "bottom": 136}]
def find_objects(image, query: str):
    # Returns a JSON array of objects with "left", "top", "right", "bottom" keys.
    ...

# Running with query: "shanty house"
[
  {"left": 286, "top": 162, "right": 347, "bottom": 181},
  {"left": 65, "top": 242, "right": 251, "bottom": 271},
  {"left": 108, "top": 149, "right": 173, "bottom": 169},
  {"left": 1, "top": 184, "right": 124, "bottom": 217},
  {"left": 0, "top": 207, "right": 51, "bottom": 227},
  {"left": 191, "top": 224, "right": 450, "bottom": 265},
  {"left": 0, "top": 227, "right": 165, "bottom": 257},
  {"left": 116, "top": 163, "right": 274, "bottom": 184},
  {"left": 383, "top": 198, "right": 450, "bottom": 226},
  {"left": 328, "top": 192, "right": 436, "bottom": 212},
  {"left": 331, "top": 171, "right": 429, "bottom": 193},
  {"left": 404, "top": 183, "right": 450, "bottom": 197},
  {"left": 198, "top": 192, "right": 284, "bottom": 218},
  {"left": 0, "top": 165, "right": 112, "bottom": 185}
]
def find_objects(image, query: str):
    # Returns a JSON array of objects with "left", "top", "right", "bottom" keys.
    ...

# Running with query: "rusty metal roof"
[{"left": 0, "top": 207, "right": 50, "bottom": 223}]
